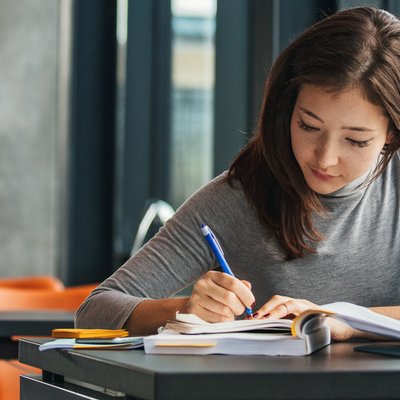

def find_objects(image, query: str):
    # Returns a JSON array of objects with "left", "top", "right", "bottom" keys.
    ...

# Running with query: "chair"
[
  {"left": 0, "top": 283, "right": 97, "bottom": 311},
  {"left": 130, "top": 199, "right": 192, "bottom": 296},
  {"left": 0, "top": 360, "right": 23, "bottom": 400},
  {"left": 0, "top": 275, "right": 65, "bottom": 291},
  {"left": 0, "top": 277, "right": 97, "bottom": 400},
  {"left": 131, "top": 199, "right": 175, "bottom": 256}
]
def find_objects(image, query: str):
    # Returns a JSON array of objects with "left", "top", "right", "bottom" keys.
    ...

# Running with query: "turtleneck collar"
[{"left": 319, "top": 170, "right": 371, "bottom": 199}]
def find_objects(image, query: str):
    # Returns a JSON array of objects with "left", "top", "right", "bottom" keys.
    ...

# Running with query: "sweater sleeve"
[{"left": 75, "top": 173, "right": 238, "bottom": 329}]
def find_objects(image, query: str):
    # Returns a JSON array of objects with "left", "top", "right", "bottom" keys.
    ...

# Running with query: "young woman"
[{"left": 76, "top": 6, "right": 400, "bottom": 340}]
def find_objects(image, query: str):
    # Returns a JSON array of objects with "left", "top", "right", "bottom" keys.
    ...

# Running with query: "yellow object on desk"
[{"left": 52, "top": 328, "right": 129, "bottom": 339}]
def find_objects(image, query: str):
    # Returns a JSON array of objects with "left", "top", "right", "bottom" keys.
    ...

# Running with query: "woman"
[{"left": 76, "top": 6, "right": 400, "bottom": 340}]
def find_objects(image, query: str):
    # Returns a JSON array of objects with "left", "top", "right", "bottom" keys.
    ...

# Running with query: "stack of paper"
[{"left": 144, "top": 329, "right": 329, "bottom": 356}]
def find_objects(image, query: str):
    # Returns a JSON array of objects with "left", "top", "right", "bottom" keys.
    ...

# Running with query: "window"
[{"left": 169, "top": 0, "right": 217, "bottom": 207}]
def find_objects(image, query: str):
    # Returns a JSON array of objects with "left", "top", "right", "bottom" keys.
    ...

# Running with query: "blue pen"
[{"left": 201, "top": 224, "right": 253, "bottom": 316}]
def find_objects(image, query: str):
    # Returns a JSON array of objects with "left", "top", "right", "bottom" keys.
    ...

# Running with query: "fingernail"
[
  {"left": 251, "top": 302, "right": 256, "bottom": 308},
  {"left": 252, "top": 312, "right": 259, "bottom": 318}
]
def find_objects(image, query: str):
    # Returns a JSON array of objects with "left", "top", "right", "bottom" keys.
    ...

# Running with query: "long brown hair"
[{"left": 228, "top": 6, "right": 400, "bottom": 259}]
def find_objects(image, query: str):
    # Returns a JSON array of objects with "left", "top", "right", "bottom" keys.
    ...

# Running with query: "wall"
[{"left": 0, "top": 0, "right": 60, "bottom": 277}]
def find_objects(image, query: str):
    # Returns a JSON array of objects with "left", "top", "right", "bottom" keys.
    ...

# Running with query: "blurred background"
[{"left": 1, "top": 0, "right": 398, "bottom": 286}]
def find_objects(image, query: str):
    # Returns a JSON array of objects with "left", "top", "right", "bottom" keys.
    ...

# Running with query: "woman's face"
[{"left": 290, "top": 84, "right": 391, "bottom": 195}]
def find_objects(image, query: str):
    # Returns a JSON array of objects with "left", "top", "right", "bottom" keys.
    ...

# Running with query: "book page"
[
  {"left": 322, "top": 302, "right": 400, "bottom": 339},
  {"left": 292, "top": 302, "right": 400, "bottom": 340},
  {"left": 165, "top": 313, "right": 292, "bottom": 334}
]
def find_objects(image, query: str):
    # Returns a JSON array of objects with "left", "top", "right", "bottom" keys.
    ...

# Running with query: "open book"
[{"left": 143, "top": 302, "right": 400, "bottom": 356}]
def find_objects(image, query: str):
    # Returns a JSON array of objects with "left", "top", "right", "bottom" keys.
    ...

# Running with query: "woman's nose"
[{"left": 314, "top": 140, "right": 339, "bottom": 169}]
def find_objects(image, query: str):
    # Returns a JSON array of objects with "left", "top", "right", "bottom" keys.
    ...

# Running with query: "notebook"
[{"left": 39, "top": 337, "right": 143, "bottom": 351}]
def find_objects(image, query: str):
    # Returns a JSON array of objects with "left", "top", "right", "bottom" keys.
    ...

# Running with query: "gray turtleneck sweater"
[{"left": 76, "top": 153, "right": 400, "bottom": 329}]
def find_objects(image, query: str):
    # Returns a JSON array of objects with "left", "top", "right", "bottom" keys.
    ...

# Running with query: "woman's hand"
[
  {"left": 185, "top": 271, "right": 255, "bottom": 322},
  {"left": 252, "top": 295, "right": 357, "bottom": 341}
]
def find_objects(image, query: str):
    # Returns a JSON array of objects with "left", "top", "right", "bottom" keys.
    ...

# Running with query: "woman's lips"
[{"left": 311, "top": 168, "right": 337, "bottom": 181}]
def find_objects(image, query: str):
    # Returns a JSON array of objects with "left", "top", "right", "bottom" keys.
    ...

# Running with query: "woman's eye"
[
  {"left": 347, "top": 138, "right": 371, "bottom": 148},
  {"left": 297, "top": 120, "right": 318, "bottom": 132}
]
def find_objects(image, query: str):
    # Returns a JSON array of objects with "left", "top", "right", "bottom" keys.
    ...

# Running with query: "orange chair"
[
  {"left": 0, "top": 283, "right": 97, "bottom": 311},
  {"left": 0, "top": 361, "right": 25, "bottom": 400},
  {"left": 0, "top": 278, "right": 98, "bottom": 400},
  {"left": 0, "top": 276, "right": 65, "bottom": 291}
]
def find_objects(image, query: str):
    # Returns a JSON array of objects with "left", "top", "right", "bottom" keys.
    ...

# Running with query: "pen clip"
[{"left": 208, "top": 228, "right": 224, "bottom": 256}]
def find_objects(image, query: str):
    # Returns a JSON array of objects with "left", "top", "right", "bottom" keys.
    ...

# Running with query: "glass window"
[{"left": 169, "top": 0, "right": 217, "bottom": 208}]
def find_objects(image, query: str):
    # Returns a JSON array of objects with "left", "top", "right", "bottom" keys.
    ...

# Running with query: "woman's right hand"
[{"left": 185, "top": 270, "right": 255, "bottom": 322}]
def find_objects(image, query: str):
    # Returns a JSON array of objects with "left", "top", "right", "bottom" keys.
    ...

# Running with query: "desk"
[
  {"left": 0, "top": 311, "right": 74, "bottom": 359},
  {"left": 19, "top": 338, "right": 400, "bottom": 400}
]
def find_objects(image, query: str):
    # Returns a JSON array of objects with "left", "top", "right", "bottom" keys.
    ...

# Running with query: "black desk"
[
  {"left": 0, "top": 311, "right": 74, "bottom": 359},
  {"left": 19, "top": 338, "right": 400, "bottom": 400}
]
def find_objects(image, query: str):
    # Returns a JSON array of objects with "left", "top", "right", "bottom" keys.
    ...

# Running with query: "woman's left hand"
[
  {"left": 252, "top": 294, "right": 318, "bottom": 320},
  {"left": 252, "top": 295, "right": 357, "bottom": 341}
]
